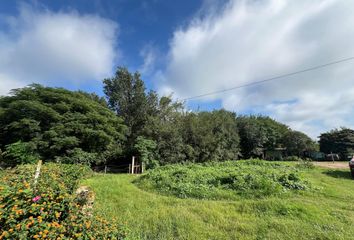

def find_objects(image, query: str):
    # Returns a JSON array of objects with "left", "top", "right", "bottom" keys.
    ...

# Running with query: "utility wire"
[{"left": 181, "top": 56, "right": 354, "bottom": 101}]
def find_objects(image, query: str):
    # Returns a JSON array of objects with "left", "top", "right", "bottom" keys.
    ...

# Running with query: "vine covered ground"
[{"left": 135, "top": 160, "right": 311, "bottom": 200}]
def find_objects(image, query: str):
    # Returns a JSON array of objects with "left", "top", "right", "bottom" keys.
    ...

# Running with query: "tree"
[
  {"left": 103, "top": 67, "right": 240, "bottom": 164},
  {"left": 236, "top": 115, "right": 307, "bottom": 159},
  {"left": 134, "top": 136, "right": 158, "bottom": 169},
  {"left": 103, "top": 67, "right": 151, "bottom": 151},
  {"left": 0, "top": 84, "right": 127, "bottom": 165},
  {"left": 182, "top": 110, "right": 240, "bottom": 162},
  {"left": 282, "top": 131, "right": 316, "bottom": 156},
  {"left": 319, "top": 128, "right": 354, "bottom": 160},
  {"left": 257, "top": 116, "right": 289, "bottom": 150},
  {"left": 237, "top": 116, "right": 268, "bottom": 158},
  {"left": 143, "top": 96, "right": 186, "bottom": 165}
]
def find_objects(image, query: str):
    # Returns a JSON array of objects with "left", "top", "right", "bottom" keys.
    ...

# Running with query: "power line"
[{"left": 181, "top": 56, "right": 354, "bottom": 101}]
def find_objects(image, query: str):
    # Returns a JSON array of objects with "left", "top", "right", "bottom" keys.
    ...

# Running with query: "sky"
[{"left": 0, "top": 0, "right": 354, "bottom": 139}]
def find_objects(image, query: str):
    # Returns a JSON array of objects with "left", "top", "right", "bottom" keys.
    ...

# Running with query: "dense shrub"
[
  {"left": 284, "top": 156, "right": 303, "bottom": 161},
  {"left": 135, "top": 160, "right": 310, "bottom": 200},
  {"left": 54, "top": 148, "right": 100, "bottom": 166},
  {"left": 0, "top": 163, "right": 127, "bottom": 239},
  {"left": 296, "top": 158, "right": 315, "bottom": 169},
  {"left": 134, "top": 136, "right": 159, "bottom": 169},
  {"left": 2, "top": 141, "right": 39, "bottom": 165},
  {"left": 0, "top": 84, "right": 127, "bottom": 166},
  {"left": 283, "top": 156, "right": 314, "bottom": 169}
]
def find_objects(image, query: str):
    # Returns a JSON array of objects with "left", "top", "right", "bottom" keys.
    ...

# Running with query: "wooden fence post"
[
  {"left": 33, "top": 160, "right": 42, "bottom": 187},
  {"left": 131, "top": 156, "right": 135, "bottom": 174}
]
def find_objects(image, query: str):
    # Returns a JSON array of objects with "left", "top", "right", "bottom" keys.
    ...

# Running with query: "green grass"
[{"left": 84, "top": 163, "right": 354, "bottom": 240}]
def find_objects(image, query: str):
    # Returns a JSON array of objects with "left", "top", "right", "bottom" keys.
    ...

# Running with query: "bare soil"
[{"left": 313, "top": 161, "right": 349, "bottom": 169}]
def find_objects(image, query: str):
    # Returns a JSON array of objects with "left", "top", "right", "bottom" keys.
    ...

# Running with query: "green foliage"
[
  {"left": 144, "top": 105, "right": 241, "bottom": 165},
  {"left": 2, "top": 141, "right": 39, "bottom": 165},
  {"left": 86, "top": 167, "right": 354, "bottom": 240},
  {"left": 284, "top": 156, "right": 317, "bottom": 170},
  {"left": 237, "top": 117, "right": 266, "bottom": 158},
  {"left": 136, "top": 160, "right": 310, "bottom": 200},
  {"left": 143, "top": 96, "right": 186, "bottom": 165},
  {"left": 55, "top": 148, "right": 99, "bottom": 166},
  {"left": 104, "top": 67, "right": 242, "bottom": 164},
  {"left": 319, "top": 128, "right": 354, "bottom": 160},
  {"left": 283, "top": 156, "right": 303, "bottom": 161},
  {"left": 296, "top": 158, "right": 315, "bottom": 169},
  {"left": 237, "top": 116, "right": 290, "bottom": 158},
  {"left": 282, "top": 131, "right": 316, "bottom": 156},
  {"left": 134, "top": 136, "right": 158, "bottom": 169},
  {"left": 0, "top": 163, "right": 127, "bottom": 239},
  {"left": 103, "top": 67, "right": 154, "bottom": 152},
  {"left": 0, "top": 84, "right": 127, "bottom": 165},
  {"left": 182, "top": 110, "right": 240, "bottom": 162},
  {"left": 103, "top": 67, "right": 316, "bottom": 164},
  {"left": 237, "top": 116, "right": 316, "bottom": 159},
  {"left": 0, "top": 69, "right": 316, "bottom": 167}
]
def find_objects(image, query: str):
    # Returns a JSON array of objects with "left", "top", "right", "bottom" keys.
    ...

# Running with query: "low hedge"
[{"left": 0, "top": 163, "right": 127, "bottom": 239}]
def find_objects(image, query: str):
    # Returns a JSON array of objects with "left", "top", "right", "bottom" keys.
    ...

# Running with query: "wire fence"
[
  {"left": 93, "top": 162, "right": 143, "bottom": 174},
  {"left": 93, "top": 164, "right": 130, "bottom": 174}
]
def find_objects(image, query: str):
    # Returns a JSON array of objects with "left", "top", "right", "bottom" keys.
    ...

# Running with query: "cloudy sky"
[{"left": 1, "top": 0, "right": 354, "bottom": 139}]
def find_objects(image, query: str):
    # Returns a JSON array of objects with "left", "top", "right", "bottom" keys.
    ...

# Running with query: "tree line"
[{"left": 0, "top": 67, "right": 352, "bottom": 167}]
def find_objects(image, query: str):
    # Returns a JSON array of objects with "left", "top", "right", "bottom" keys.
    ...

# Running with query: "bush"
[
  {"left": 135, "top": 160, "right": 310, "bottom": 200},
  {"left": 0, "top": 163, "right": 127, "bottom": 239},
  {"left": 2, "top": 141, "right": 39, "bottom": 166},
  {"left": 283, "top": 156, "right": 303, "bottom": 161},
  {"left": 134, "top": 136, "right": 159, "bottom": 169},
  {"left": 283, "top": 156, "right": 314, "bottom": 169},
  {"left": 296, "top": 158, "right": 314, "bottom": 169},
  {"left": 55, "top": 148, "right": 100, "bottom": 166}
]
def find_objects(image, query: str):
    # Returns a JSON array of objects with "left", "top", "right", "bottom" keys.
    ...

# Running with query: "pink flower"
[{"left": 32, "top": 196, "right": 41, "bottom": 202}]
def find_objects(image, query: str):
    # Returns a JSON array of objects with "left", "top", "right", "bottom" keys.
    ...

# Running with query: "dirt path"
[{"left": 313, "top": 161, "right": 349, "bottom": 169}]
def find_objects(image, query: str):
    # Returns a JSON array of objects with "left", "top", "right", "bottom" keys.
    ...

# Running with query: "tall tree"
[
  {"left": 182, "top": 110, "right": 240, "bottom": 162},
  {"left": 282, "top": 130, "right": 316, "bottom": 156},
  {"left": 237, "top": 115, "right": 302, "bottom": 159},
  {"left": 237, "top": 116, "right": 267, "bottom": 158},
  {"left": 319, "top": 128, "right": 354, "bottom": 159},
  {"left": 143, "top": 96, "right": 186, "bottom": 164},
  {"left": 257, "top": 116, "right": 289, "bottom": 149},
  {"left": 103, "top": 67, "right": 150, "bottom": 151}
]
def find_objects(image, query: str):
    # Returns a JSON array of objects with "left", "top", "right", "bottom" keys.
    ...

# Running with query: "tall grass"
[{"left": 84, "top": 162, "right": 354, "bottom": 239}]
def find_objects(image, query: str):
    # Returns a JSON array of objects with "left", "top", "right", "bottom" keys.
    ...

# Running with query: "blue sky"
[
  {"left": 1, "top": 0, "right": 354, "bottom": 138},
  {"left": 0, "top": 0, "right": 204, "bottom": 92}
]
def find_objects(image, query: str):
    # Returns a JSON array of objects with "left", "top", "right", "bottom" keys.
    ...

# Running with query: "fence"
[{"left": 93, "top": 157, "right": 144, "bottom": 174}]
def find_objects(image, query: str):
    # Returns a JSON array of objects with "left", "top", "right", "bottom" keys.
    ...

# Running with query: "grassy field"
[{"left": 84, "top": 163, "right": 354, "bottom": 240}]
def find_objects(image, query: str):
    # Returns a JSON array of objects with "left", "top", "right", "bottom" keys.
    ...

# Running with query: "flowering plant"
[
  {"left": 0, "top": 163, "right": 127, "bottom": 239},
  {"left": 32, "top": 196, "right": 41, "bottom": 202}
]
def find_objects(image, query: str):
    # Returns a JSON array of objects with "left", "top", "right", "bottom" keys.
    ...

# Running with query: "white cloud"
[
  {"left": 0, "top": 74, "right": 26, "bottom": 95},
  {"left": 0, "top": 4, "right": 118, "bottom": 95},
  {"left": 159, "top": 0, "right": 354, "bottom": 138},
  {"left": 139, "top": 44, "right": 158, "bottom": 75}
]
